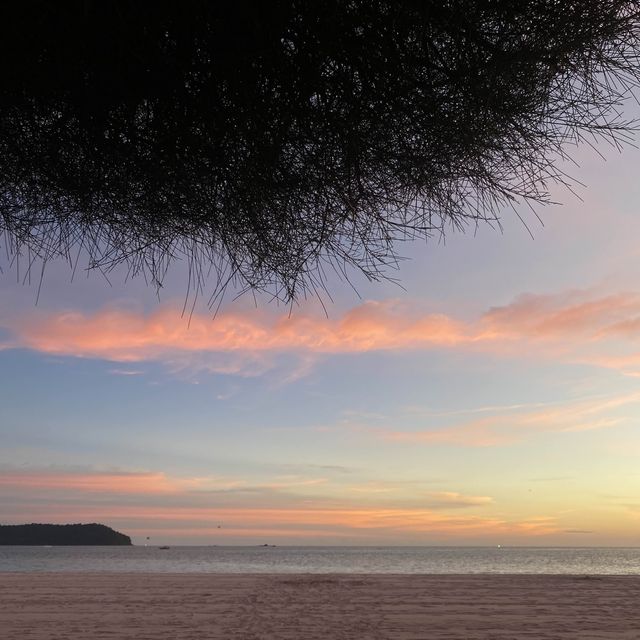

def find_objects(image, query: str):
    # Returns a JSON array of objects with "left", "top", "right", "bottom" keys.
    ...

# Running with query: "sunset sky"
[{"left": 2, "top": 124, "right": 640, "bottom": 546}]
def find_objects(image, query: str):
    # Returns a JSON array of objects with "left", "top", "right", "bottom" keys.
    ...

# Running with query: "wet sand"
[{"left": 2, "top": 573, "right": 639, "bottom": 639}]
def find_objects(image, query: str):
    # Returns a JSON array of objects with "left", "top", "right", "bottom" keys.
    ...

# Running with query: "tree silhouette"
[{"left": 1, "top": 1, "right": 639, "bottom": 304}]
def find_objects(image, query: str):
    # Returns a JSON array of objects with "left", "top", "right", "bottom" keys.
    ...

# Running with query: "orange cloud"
[
  {"left": 0, "top": 503, "right": 559, "bottom": 538},
  {"left": 4, "top": 288, "right": 640, "bottom": 374},
  {"left": 0, "top": 467, "right": 559, "bottom": 540}
]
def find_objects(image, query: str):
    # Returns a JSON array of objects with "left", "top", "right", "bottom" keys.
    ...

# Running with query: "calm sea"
[{"left": 1, "top": 546, "right": 639, "bottom": 574}]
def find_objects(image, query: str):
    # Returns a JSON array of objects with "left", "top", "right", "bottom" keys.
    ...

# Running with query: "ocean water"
[{"left": 1, "top": 546, "right": 639, "bottom": 574}]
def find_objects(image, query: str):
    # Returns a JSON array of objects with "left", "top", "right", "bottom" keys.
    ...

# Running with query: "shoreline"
[
  {"left": 2, "top": 569, "right": 639, "bottom": 575},
  {"left": 2, "top": 573, "right": 640, "bottom": 639}
]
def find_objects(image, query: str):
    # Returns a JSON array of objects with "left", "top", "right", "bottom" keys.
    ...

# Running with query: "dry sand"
[{"left": 1, "top": 573, "right": 639, "bottom": 639}]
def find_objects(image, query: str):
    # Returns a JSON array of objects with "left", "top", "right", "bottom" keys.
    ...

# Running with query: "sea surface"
[{"left": 1, "top": 546, "right": 639, "bottom": 574}]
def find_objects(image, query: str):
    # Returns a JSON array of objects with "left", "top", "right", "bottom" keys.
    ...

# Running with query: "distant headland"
[{"left": 0, "top": 523, "right": 132, "bottom": 546}]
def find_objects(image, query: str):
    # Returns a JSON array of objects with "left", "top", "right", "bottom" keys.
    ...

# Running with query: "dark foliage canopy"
[{"left": 1, "top": 1, "right": 639, "bottom": 303}]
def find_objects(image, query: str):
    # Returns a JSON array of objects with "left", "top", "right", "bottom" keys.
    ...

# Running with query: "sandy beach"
[{"left": 1, "top": 573, "right": 639, "bottom": 639}]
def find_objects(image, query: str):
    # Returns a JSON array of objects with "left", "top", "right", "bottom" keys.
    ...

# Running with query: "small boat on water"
[{"left": 158, "top": 546, "right": 170, "bottom": 550}]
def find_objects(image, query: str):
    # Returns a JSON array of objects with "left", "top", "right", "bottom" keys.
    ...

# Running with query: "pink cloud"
[
  {"left": 4, "top": 302, "right": 469, "bottom": 360},
  {"left": 481, "top": 292, "right": 640, "bottom": 338},
  {"left": 0, "top": 468, "right": 492, "bottom": 509},
  {"left": 383, "top": 391, "right": 640, "bottom": 446},
  {"left": 4, "top": 287, "right": 640, "bottom": 375},
  {"left": 0, "top": 470, "right": 205, "bottom": 495}
]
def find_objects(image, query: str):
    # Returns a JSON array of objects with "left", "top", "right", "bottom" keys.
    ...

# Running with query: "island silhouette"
[{"left": 0, "top": 524, "right": 131, "bottom": 546}]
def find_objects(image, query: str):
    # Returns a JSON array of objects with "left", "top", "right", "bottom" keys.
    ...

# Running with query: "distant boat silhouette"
[{"left": 158, "top": 546, "right": 170, "bottom": 550}]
